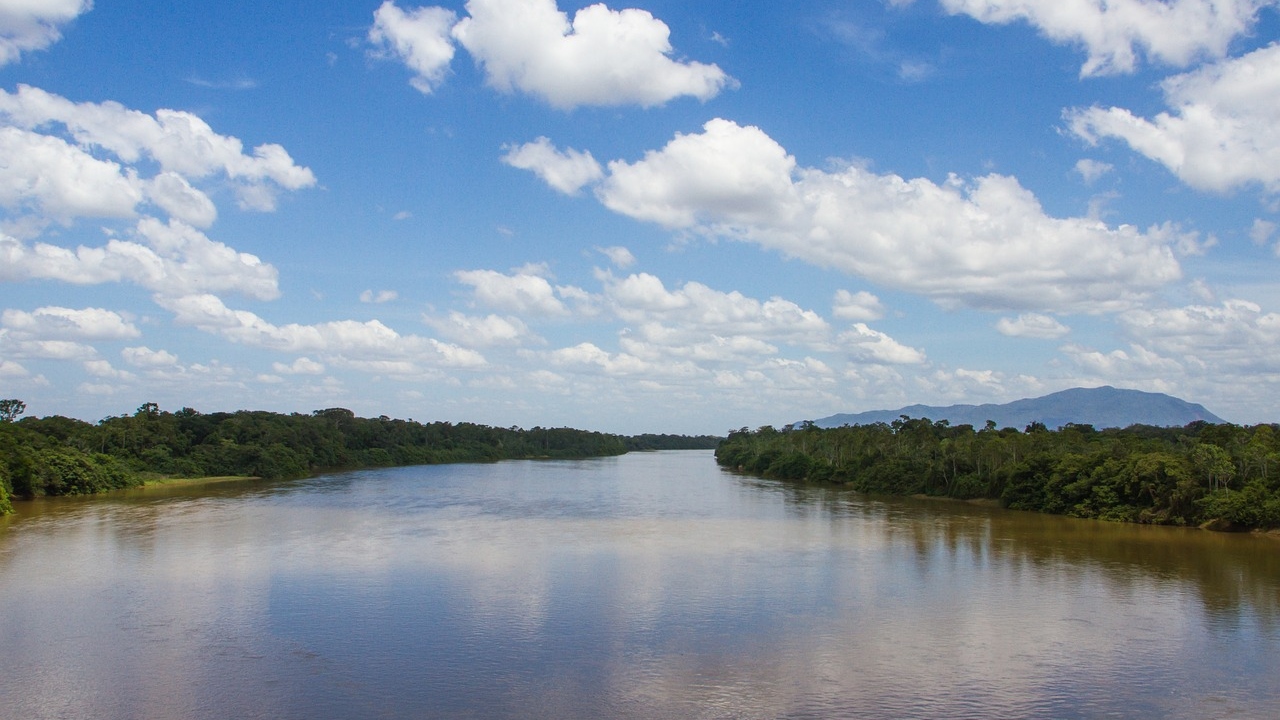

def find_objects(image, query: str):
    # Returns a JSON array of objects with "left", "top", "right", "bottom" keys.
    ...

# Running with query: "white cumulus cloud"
[
  {"left": 1, "top": 306, "right": 139, "bottom": 340},
  {"left": 601, "top": 271, "right": 830, "bottom": 343},
  {"left": 122, "top": 346, "right": 179, "bottom": 368},
  {"left": 0, "top": 0, "right": 91, "bottom": 66},
  {"left": 1119, "top": 298, "right": 1280, "bottom": 373},
  {"left": 596, "top": 246, "right": 636, "bottom": 268},
  {"left": 1055, "top": 297, "right": 1280, "bottom": 419},
  {"left": 454, "top": 266, "right": 585, "bottom": 317},
  {"left": 0, "top": 84, "right": 316, "bottom": 212},
  {"left": 502, "top": 137, "right": 603, "bottom": 195},
  {"left": 832, "top": 290, "right": 886, "bottom": 322},
  {"left": 619, "top": 331, "right": 779, "bottom": 364},
  {"left": 0, "top": 126, "right": 143, "bottom": 222},
  {"left": 0, "top": 358, "right": 28, "bottom": 376},
  {"left": 368, "top": 1, "right": 458, "bottom": 94},
  {"left": 374, "top": 0, "right": 733, "bottom": 109},
  {"left": 146, "top": 172, "right": 217, "bottom": 228},
  {"left": 597, "top": 119, "right": 798, "bottom": 229},
  {"left": 1069, "top": 42, "right": 1280, "bottom": 193},
  {"left": 837, "top": 323, "right": 927, "bottom": 365},
  {"left": 271, "top": 357, "right": 325, "bottom": 375},
  {"left": 0, "top": 219, "right": 281, "bottom": 301},
  {"left": 1061, "top": 342, "right": 1188, "bottom": 381},
  {"left": 931, "top": 0, "right": 1271, "bottom": 76},
  {"left": 0, "top": 337, "right": 97, "bottom": 361},
  {"left": 453, "top": 0, "right": 733, "bottom": 108},
  {"left": 425, "top": 311, "right": 535, "bottom": 347},
  {"left": 996, "top": 313, "right": 1071, "bottom": 339},
  {"left": 83, "top": 358, "right": 135, "bottom": 381},
  {"left": 549, "top": 341, "right": 698, "bottom": 378},
  {"left": 547, "top": 118, "right": 1183, "bottom": 312},
  {"left": 1074, "top": 158, "right": 1113, "bottom": 184},
  {"left": 156, "top": 293, "right": 487, "bottom": 372}
]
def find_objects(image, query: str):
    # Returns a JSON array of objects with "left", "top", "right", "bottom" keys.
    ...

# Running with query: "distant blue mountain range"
[{"left": 808, "top": 386, "right": 1225, "bottom": 430}]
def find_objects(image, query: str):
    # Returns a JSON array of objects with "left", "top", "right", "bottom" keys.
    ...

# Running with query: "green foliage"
[
  {"left": 1198, "top": 482, "right": 1280, "bottom": 530},
  {"left": 26, "top": 448, "right": 141, "bottom": 496},
  {"left": 0, "top": 463, "right": 12, "bottom": 515},
  {"left": 626, "top": 434, "right": 722, "bottom": 451},
  {"left": 765, "top": 451, "right": 813, "bottom": 480},
  {"left": 0, "top": 401, "right": 649, "bottom": 514},
  {"left": 0, "top": 398, "right": 26, "bottom": 423},
  {"left": 716, "top": 419, "right": 1280, "bottom": 531}
]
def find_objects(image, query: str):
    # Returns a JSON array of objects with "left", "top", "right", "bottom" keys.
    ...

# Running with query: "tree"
[
  {"left": 0, "top": 399, "right": 26, "bottom": 423},
  {"left": 713, "top": 417, "right": 1280, "bottom": 530},
  {"left": 1190, "top": 443, "right": 1235, "bottom": 492}
]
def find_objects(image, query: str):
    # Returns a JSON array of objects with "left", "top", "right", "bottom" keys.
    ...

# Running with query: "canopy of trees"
[
  {"left": 1, "top": 401, "right": 717, "bottom": 514},
  {"left": 715, "top": 418, "right": 1280, "bottom": 531},
  {"left": 625, "top": 433, "right": 721, "bottom": 451}
]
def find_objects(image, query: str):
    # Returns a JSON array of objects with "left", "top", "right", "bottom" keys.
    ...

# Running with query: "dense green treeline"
[
  {"left": 0, "top": 400, "right": 661, "bottom": 513},
  {"left": 715, "top": 417, "right": 1280, "bottom": 531},
  {"left": 625, "top": 433, "right": 722, "bottom": 451}
]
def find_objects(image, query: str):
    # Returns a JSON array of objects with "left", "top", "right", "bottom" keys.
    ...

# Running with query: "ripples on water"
[{"left": 1, "top": 450, "right": 1278, "bottom": 719}]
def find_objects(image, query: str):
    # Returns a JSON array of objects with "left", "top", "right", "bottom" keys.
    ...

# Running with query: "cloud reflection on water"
[{"left": 1, "top": 452, "right": 1277, "bottom": 718}]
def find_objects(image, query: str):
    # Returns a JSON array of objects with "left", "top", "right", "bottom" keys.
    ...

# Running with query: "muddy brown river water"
[{"left": 2, "top": 450, "right": 1277, "bottom": 719}]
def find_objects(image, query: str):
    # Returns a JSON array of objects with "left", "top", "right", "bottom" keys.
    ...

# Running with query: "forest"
[
  {"left": 0, "top": 399, "right": 718, "bottom": 515},
  {"left": 714, "top": 417, "right": 1280, "bottom": 531}
]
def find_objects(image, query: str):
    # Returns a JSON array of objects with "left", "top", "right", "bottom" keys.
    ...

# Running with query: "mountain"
[{"left": 808, "top": 387, "right": 1225, "bottom": 430}]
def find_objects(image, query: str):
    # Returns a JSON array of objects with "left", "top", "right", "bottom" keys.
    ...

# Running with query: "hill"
[{"left": 809, "top": 386, "right": 1224, "bottom": 430}]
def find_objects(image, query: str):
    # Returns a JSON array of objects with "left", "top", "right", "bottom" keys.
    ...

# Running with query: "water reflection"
[
  {"left": 734, "top": 470, "right": 1280, "bottom": 631},
  {"left": 1, "top": 451, "right": 1277, "bottom": 719}
]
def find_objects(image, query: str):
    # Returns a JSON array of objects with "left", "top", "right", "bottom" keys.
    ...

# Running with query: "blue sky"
[{"left": 2, "top": 0, "right": 1279, "bottom": 434}]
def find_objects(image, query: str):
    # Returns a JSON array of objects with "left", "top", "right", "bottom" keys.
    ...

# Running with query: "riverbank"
[
  {"left": 911, "top": 493, "right": 1001, "bottom": 508},
  {"left": 2, "top": 403, "right": 722, "bottom": 516},
  {"left": 142, "top": 475, "right": 260, "bottom": 488},
  {"left": 716, "top": 421, "right": 1280, "bottom": 531}
]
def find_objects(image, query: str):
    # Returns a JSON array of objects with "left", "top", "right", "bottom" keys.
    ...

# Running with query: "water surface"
[{"left": 2, "top": 450, "right": 1278, "bottom": 718}]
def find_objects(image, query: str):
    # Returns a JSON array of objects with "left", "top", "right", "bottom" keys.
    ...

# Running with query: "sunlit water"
[{"left": 2, "top": 450, "right": 1278, "bottom": 719}]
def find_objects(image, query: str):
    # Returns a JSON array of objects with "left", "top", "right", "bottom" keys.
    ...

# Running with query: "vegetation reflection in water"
[
  {"left": 752, "top": 476, "right": 1280, "bottom": 630},
  {"left": 0, "top": 451, "right": 1277, "bottom": 719}
]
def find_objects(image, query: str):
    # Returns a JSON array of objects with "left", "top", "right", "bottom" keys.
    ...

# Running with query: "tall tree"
[{"left": 0, "top": 399, "right": 25, "bottom": 423}]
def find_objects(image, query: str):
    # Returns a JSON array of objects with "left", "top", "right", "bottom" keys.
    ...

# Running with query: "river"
[{"left": 1, "top": 450, "right": 1277, "bottom": 719}]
